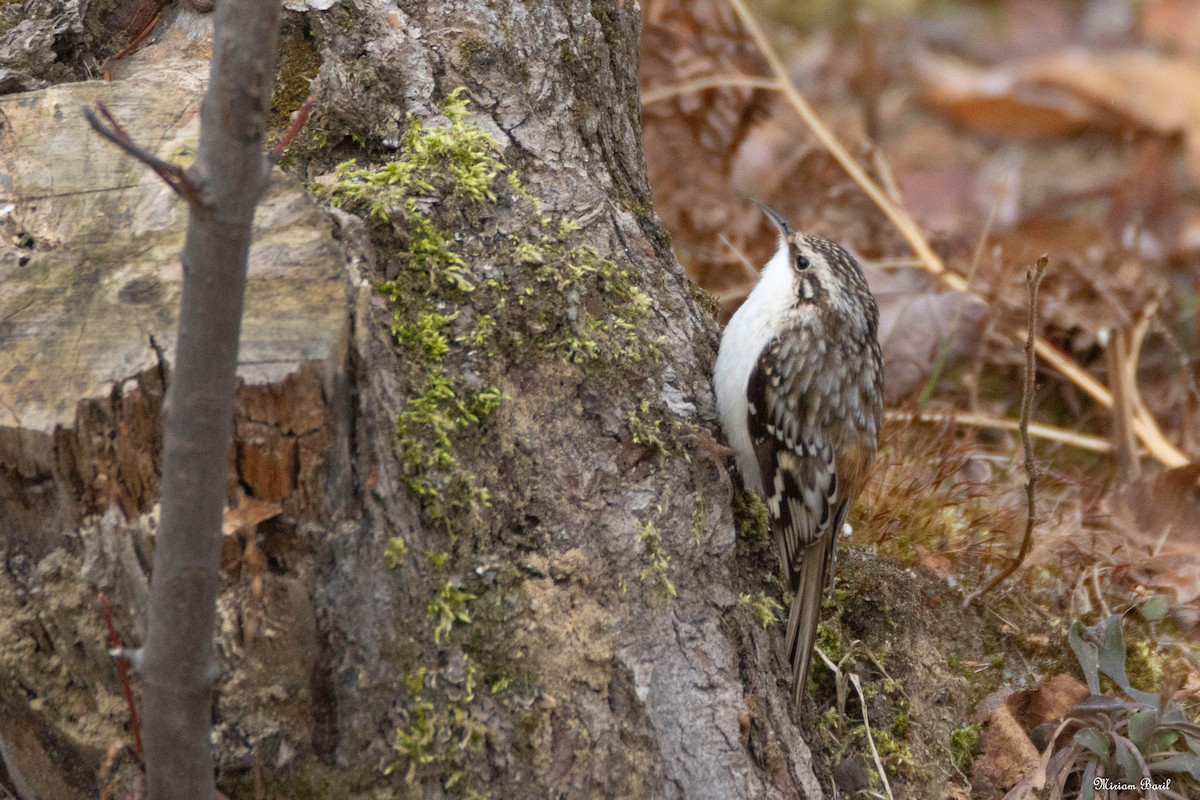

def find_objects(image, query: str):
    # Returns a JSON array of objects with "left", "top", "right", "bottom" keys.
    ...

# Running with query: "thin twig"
[
  {"left": 99, "top": 592, "right": 144, "bottom": 757},
  {"left": 113, "top": 11, "right": 162, "bottom": 61},
  {"left": 1107, "top": 327, "right": 1140, "bottom": 480},
  {"left": 83, "top": 102, "right": 202, "bottom": 205},
  {"left": 964, "top": 255, "right": 1048, "bottom": 609},
  {"left": 269, "top": 96, "right": 316, "bottom": 163},
  {"left": 887, "top": 410, "right": 1113, "bottom": 454},
  {"left": 642, "top": 74, "right": 780, "bottom": 105},
  {"left": 849, "top": 672, "right": 895, "bottom": 800}
]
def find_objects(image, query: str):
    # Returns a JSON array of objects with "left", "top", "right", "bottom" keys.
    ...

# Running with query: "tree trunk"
[{"left": 0, "top": 1, "right": 824, "bottom": 797}]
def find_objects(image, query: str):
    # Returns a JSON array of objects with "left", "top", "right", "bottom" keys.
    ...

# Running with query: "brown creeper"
[{"left": 714, "top": 203, "right": 883, "bottom": 709}]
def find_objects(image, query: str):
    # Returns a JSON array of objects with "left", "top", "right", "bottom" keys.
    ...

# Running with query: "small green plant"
[
  {"left": 428, "top": 579, "right": 476, "bottom": 645},
  {"left": 733, "top": 487, "right": 770, "bottom": 546},
  {"left": 951, "top": 723, "right": 982, "bottom": 772},
  {"left": 638, "top": 522, "right": 676, "bottom": 599},
  {"left": 384, "top": 536, "right": 409, "bottom": 568},
  {"left": 738, "top": 591, "right": 783, "bottom": 628},
  {"left": 1007, "top": 616, "right": 1200, "bottom": 799}
]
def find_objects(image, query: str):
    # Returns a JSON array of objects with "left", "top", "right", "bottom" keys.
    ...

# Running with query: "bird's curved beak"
[{"left": 752, "top": 199, "right": 792, "bottom": 239}]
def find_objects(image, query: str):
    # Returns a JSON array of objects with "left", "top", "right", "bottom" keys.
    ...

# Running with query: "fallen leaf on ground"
[{"left": 972, "top": 701, "right": 1041, "bottom": 797}]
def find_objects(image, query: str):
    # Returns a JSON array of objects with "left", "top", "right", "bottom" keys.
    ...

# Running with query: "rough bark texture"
[{"left": 0, "top": 2, "right": 838, "bottom": 798}]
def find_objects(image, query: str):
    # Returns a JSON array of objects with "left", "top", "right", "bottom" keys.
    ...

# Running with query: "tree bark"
[{"left": 307, "top": 1, "right": 822, "bottom": 796}]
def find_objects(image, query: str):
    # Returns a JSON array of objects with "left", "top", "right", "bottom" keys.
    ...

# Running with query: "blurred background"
[{"left": 640, "top": 1, "right": 1200, "bottom": 790}]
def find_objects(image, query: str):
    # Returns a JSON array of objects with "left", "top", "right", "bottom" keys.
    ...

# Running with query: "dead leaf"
[
  {"left": 222, "top": 497, "right": 283, "bottom": 536},
  {"left": 1006, "top": 673, "right": 1090, "bottom": 732},
  {"left": 871, "top": 262, "right": 989, "bottom": 402},
  {"left": 1027, "top": 51, "right": 1200, "bottom": 184},
  {"left": 973, "top": 676, "right": 1090, "bottom": 797},
  {"left": 972, "top": 701, "right": 1042, "bottom": 797},
  {"left": 1111, "top": 464, "right": 1200, "bottom": 622},
  {"left": 920, "top": 47, "right": 1200, "bottom": 187},
  {"left": 1122, "top": 463, "right": 1200, "bottom": 534},
  {"left": 917, "top": 49, "right": 1105, "bottom": 137}
]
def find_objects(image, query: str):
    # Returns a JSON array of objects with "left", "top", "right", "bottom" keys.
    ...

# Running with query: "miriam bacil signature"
[{"left": 1094, "top": 776, "right": 1171, "bottom": 791}]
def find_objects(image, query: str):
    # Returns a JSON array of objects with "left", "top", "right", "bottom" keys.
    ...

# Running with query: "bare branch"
[
  {"left": 268, "top": 95, "right": 315, "bottom": 164},
  {"left": 131, "top": 2, "right": 282, "bottom": 797},
  {"left": 83, "top": 102, "right": 202, "bottom": 204},
  {"left": 99, "top": 592, "right": 144, "bottom": 758},
  {"left": 963, "top": 254, "right": 1048, "bottom": 609}
]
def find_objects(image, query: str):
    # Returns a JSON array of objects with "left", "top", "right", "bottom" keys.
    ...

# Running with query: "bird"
[{"left": 714, "top": 202, "right": 883, "bottom": 709}]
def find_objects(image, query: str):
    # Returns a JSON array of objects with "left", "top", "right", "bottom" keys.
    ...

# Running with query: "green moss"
[
  {"left": 638, "top": 522, "right": 676, "bottom": 599},
  {"left": 1125, "top": 635, "right": 1167, "bottom": 691},
  {"left": 394, "top": 310, "right": 458, "bottom": 360},
  {"left": 855, "top": 723, "right": 920, "bottom": 781},
  {"left": 320, "top": 88, "right": 659, "bottom": 523},
  {"left": 458, "top": 35, "right": 489, "bottom": 65},
  {"left": 950, "top": 723, "right": 982, "bottom": 772},
  {"left": 323, "top": 89, "right": 658, "bottom": 370},
  {"left": 457, "top": 313, "right": 496, "bottom": 351},
  {"left": 814, "top": 619, "right": 843, "bottom": 666},
  {"left": 393, "top": 368, "right": 495, "bottom": 518},
  {"left": 733, "top": 488, "right": 770, "bottom": 547},
  {"left": 624, "top": 398, "right": 669, "bottom": 455},
  {"left": 382, "top": 552, "right": 503, "bottom": 796},
  {"left": 388, "top": 654, "right": 485, "bottom": 792},
  {"left": 314, "top": 91, "right": 672, "bottom": 793},
  {"left": 429, "top": 578, "right": 476, "bottom": 644},
  {"left": 328, "top": 90, "right": 501, "bottom": 218},
  {"left": 384, "top": 535, "right": 409, "bottom": 568},
  {"left": 738, "top": 592, "right": 783, "bottom": 628}
]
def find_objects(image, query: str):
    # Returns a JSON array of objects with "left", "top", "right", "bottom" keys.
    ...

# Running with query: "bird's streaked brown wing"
[{"left": 747, "top": 337, "right": 844, "bottom": 706}]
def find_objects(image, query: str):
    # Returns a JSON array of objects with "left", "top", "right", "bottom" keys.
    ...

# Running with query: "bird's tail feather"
[{"left": 785, "top": 534, "right": 833, "bottom": 710}]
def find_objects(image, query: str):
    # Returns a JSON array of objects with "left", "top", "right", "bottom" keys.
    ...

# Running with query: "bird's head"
[{"left": 753, "top": 200, "right": 874, "bottom": 320}]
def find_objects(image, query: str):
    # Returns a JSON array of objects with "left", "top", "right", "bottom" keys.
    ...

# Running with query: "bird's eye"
[{"left": 795, "top": 254, "right": 811, "bottom": 271}]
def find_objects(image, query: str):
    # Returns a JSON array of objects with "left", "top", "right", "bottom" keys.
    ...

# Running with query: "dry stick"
[
  {"left": 99, "top": 593, "right": 143, "bottom": 758},
  {"left": 269, "top": 96, "right": 316, "bottom": 163},
  {"left": 84, "top": 102, "right": 203, "bottom": 205},
  {"left": 720, "top": 0, "right": 1190, "bottom": 471},
  {"left": 640, "top": 74, "right": 780, "bottom": 105},
  {"left": 887, "top": 410, "right": 1113, "bottom": 454},
  {"left": 849, "top": 672, "right": 896, "bottom": 800},
  {"left": 963, "top": 255, "right": 1048, "bottom": 609},
  {"left": 1107, "top": 328, "right": 1140, "bottom": 480},
  {"left": 1126, "top": 293, "right": 1165, "bottom": 446}
]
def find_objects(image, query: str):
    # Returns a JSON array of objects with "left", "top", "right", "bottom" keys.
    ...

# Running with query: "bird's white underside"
[{"left": 714, "top": 240, "right": 803, "bottom": 495}]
